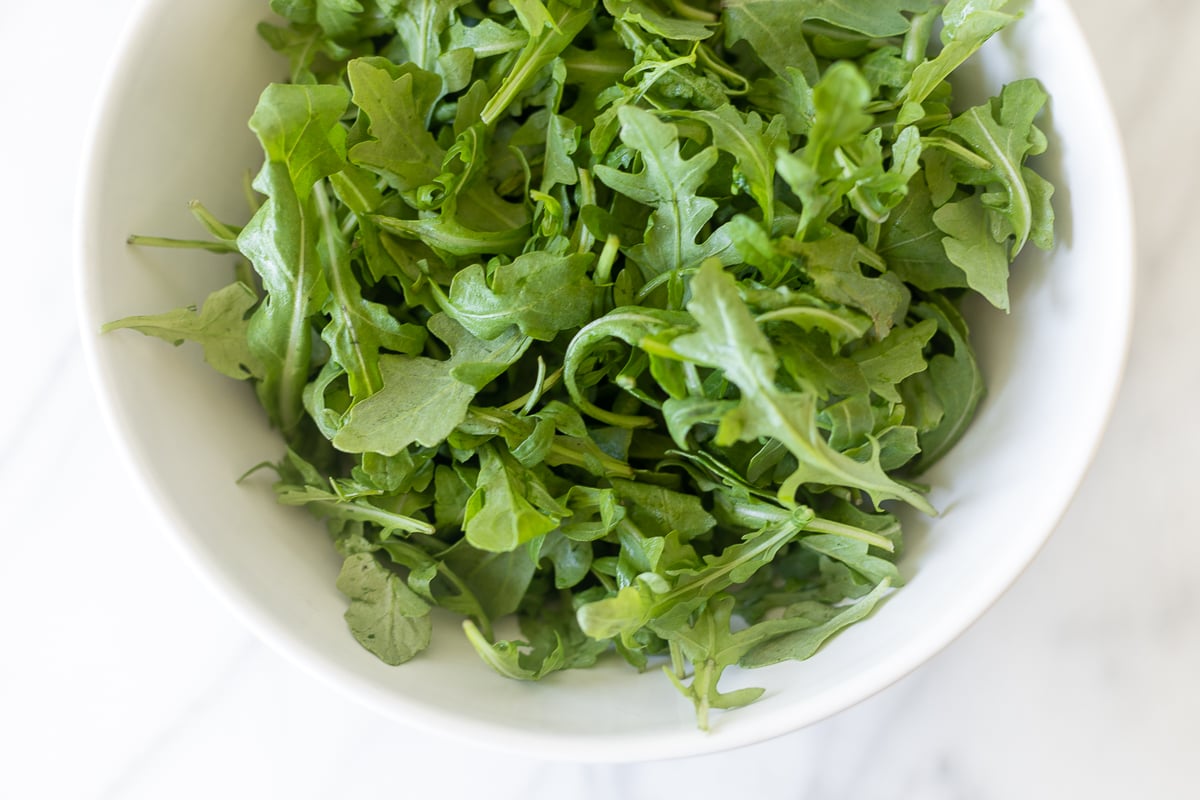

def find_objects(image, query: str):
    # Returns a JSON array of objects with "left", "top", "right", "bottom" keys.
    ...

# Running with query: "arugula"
[
  {"left": 102, "top": 283, "right": 262, "bottom": 380},
  {"left": 337, "top": 552, "right": 433, "bottom": 665},
  {"left": 110, "top": 0, "right": 1054, "bottom": 729}
]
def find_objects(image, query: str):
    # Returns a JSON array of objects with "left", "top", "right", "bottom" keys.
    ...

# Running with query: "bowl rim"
[{"left": 74, "top": 0, "right": 1137, "bottom": 762}]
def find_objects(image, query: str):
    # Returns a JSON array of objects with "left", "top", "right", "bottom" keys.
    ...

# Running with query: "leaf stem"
[
  {"left": 126, "top": 235, "right": 238, "bottom": 253},
  {"left": 804, "top": 517, "right": 895, "bottom": 552}
]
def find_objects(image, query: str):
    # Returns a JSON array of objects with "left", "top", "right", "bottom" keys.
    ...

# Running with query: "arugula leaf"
[
  {"left": 579, "top": 509, "right": 813, "bottom": 642},
  {"left": 346, "top": 58, "right": 445, "bottom": 192},
  {"left": 480, "top": 0, "right": 598, "bottom": 127},
  {"left": 103, "top": 282, "right": 262, "bottom": 381},
  {"left": 336, "top": 552, "right": 433, "bottom": 665},
  {"left": 877, "top": 174, "right": 971, "bottom": 292},
  {"left": 382, "top": 0, "right": 468, "bottom": 75},
  {"left": 333, "top": 316, "right": 530, "bottom": 454},
  {"left": 683, "top": 106, "right": 788, "bottom": 227},
  {"left": 239, "top": 82, "right": 349, "bottom": 432},
  {"left": 936, "top": 78, "right": 1055, "bottom": 273},
  {"left": 463, "top": 443, "right": 562, "bottom": 552},
  {"left": 910, "top": 297, "right": 985, "bottom": 470},
  {"left": 595, "top": 106, "right": 735, "bottom": 281},
  {"left": 271, "top": 0, "right": 365, "bottom": 39},
  {"left": 898, "top": 0, "right": 1017, "bottom": 125},
  {"left": 933, "top": 196, "right": 1012, "bottom": 310},
  {"left": 738, "top": 577, "right": 892, "bottom": 667},
  {"left": 442, "top": 538, "right": 537, "bottom": 620},
  {"left": 256, "top": 21, "right": 352, "bottom": 84},
  {"left": 604, "top": 0, "right": 716, "bottom": 41},
  {"left": 611, "top": 479, "right": 717, "bottom": 540},
  {"left": 724, "top": 0, "right": 939, "bottom": 83},
  {"left": 315, "top": 183, "right": 427, "bottom": 398},
  {"left": 438, "top": 252, "right": 600, "bottom": 341},
  {"left": 667, "top": 261, "right": 933, "bottom": 512},
  {"left": 779, "top": 230, "right": 910, "bottom": 337}
]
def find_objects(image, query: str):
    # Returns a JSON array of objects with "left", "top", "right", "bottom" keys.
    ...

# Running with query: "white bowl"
[{"left": 77, "top": 0, "right": 1133, "bottom": 761}]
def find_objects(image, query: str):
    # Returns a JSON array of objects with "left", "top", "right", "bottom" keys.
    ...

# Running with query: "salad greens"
[{"left": 106, "top": 0, "right": 1053, "bottom": 729}]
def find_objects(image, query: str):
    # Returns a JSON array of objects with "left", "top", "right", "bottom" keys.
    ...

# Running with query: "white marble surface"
[{"left": 1, "top": 1, "right": 1193, "bottom": 796}]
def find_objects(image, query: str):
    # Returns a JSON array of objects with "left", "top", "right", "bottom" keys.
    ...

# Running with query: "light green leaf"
[
  {"left": 440, "top": 252, "right": 599, "bottom": 340},
  {"left": 271, "top": 0, "right": 365, "bottom": 40},
  {"left": 334, "top": 316, "right": 530, "bottom": 454},
  {"left": 669, "top": 261, "right": 932, "bottom": 512},
  {"left": 103, "top": 282, "right": 261, "bottom": 381},
  {"left": 683, "top": 105, "right": 788, "bottom": 226},
  {"left": 240, "top": 82, "right": 349, "bottom": 432},
  {"left": 911, "top": 297, "right": 985, "bottom": 470},
  {"left": 899, "top": 0, "right": 1017, "bottom": 125},
  {"left": 740, "top": 578, "right": 892, "bottom": 667},
  {"left": 937, "top": 78, "right": 1055, "bottom": 262},
  {"left": 463, "top": 443, "right": 562, "bottom": 552},
  {"left": 347, "top": 58, "right": 444, "bottom": 191},
  {"left": 595, "top": 106, "right": 735, "bottom": 280},
  {"left": 934, "top": 196, "right": 1012, "bottom": 310}
]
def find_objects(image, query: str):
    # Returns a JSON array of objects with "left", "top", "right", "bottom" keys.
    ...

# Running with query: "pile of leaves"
[{"left": 107, "top": 0, "right": 1054, "bottom": 729}]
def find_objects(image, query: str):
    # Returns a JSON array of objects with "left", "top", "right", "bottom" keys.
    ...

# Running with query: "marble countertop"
[{"left": 2, "top": 1, "right": 1192, "bottom": 796}]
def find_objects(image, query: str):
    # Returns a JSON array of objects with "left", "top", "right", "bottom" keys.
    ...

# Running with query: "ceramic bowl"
[{"left": 77, "top": 0, "right": 1133, "bottom": 761}]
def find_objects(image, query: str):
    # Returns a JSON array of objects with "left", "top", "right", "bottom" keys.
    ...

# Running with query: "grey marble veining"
[{"left": 2, "top": 1, "right": 1196, "bottom": 797}]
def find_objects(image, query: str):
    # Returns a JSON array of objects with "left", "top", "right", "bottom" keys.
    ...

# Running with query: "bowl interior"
[{"left": 78, "top": 0, "right": 1132, "bottom": 761}]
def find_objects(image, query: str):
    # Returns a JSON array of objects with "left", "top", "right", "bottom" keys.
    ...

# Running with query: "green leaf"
[
  {"left": 315, "top": 183, "right": 427, "bottom": 398},
  {"left": 604, "top": 0, "right": 716, "bottom": 41},
  {"left": 371, "top": 213, "right": 531, "bottom": 257},
  {"left": 535, "top": 530, "right": 594, "bottom": 589},
  {"left": 578, "top": 513, "right": 810, "bottom": 644},
  {"left": 383, "top": 0, "right": 469, "bottom": 75},
  {"left": 333, "top": 315, "right": 530, "bottom": 454},
  {"left": 898, "top": 0, "right": 1017, "bottom": 125},
  {"left": 257, "top": 21, "right": 352, "bottom": 84},
  {"left": 462, "top": 619, "right": 565, "bottom": 680},
  {"left": 463, "top": 443, "right": 562, "bottom": 552},
  {"left": 659, "top": 595, "right": 766, "bottom": 729},
  {"left": 933, "top": 196, "right": 1012, "bottom": 310},
  {"left": 564, "top": 306, "right": 695, "bottom": 427},
  {"left": 559, "top": 486, "right": 626, "bottom": 541},
  {"left": 442, "top": 538, "right": 537, "bottom": 620},
  {"left": 740, "top": 577, "right": 892, "bottom": 667},
  {"left": 248, "top": 83, "right": 349, "bottom": 199},
  {"left": 724, "top": 0, "right": 938, "bottom": 83},
  {"left": 480, "top": 0, "right": 598, "bottom": 127},
  {"left": 682, "top": 105, "right": 788, "bottom": 226},
  {"left": 668, "top": 261, "right": 932, "bottom": 512},
  {"left": 336, "top": 553, "right": 432, "bottom": 666},
  {"left": 334, "top": 354, "right": 474, "bottom": 454},
  {"left": 447, "top": 17, "right": 528, "bottom": 60},
  {"left": 937, "top": 78, "right": 1055, "bottom": 264},
  {"left": 801, "top": 534, "right": 901, "bottom": 586},
  {"left": 103, "top": 282, "right": 261, "bottom": 381},
  {"left": 346, "top": 58, "right": 445, "bottom": 192},
  {"left": 239, "top": 82, "right": 349, "bottom": 432},
  {"left": 611, "top": 479, "right": 717, "bottom": 540},
  {"left": 439, "top": 252, "right": 600, "bottom": 340},
  {"left": 595, "top": 106, "right": 735, "bottom": 281},
  {"left": 851, "top": 318, "right": 937, "bottom": 404},
  {"left": 271, "top": 0, "right": 365, "bottom": 39},
  {"left": 911, "top": 297, "right": 984, "bottom": 470},
  {"left": 779, "top": 230, "right": 910, "bottom": 337},
  {"left": 877, "top": 174, "right": 971, "bottom": 292}
]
